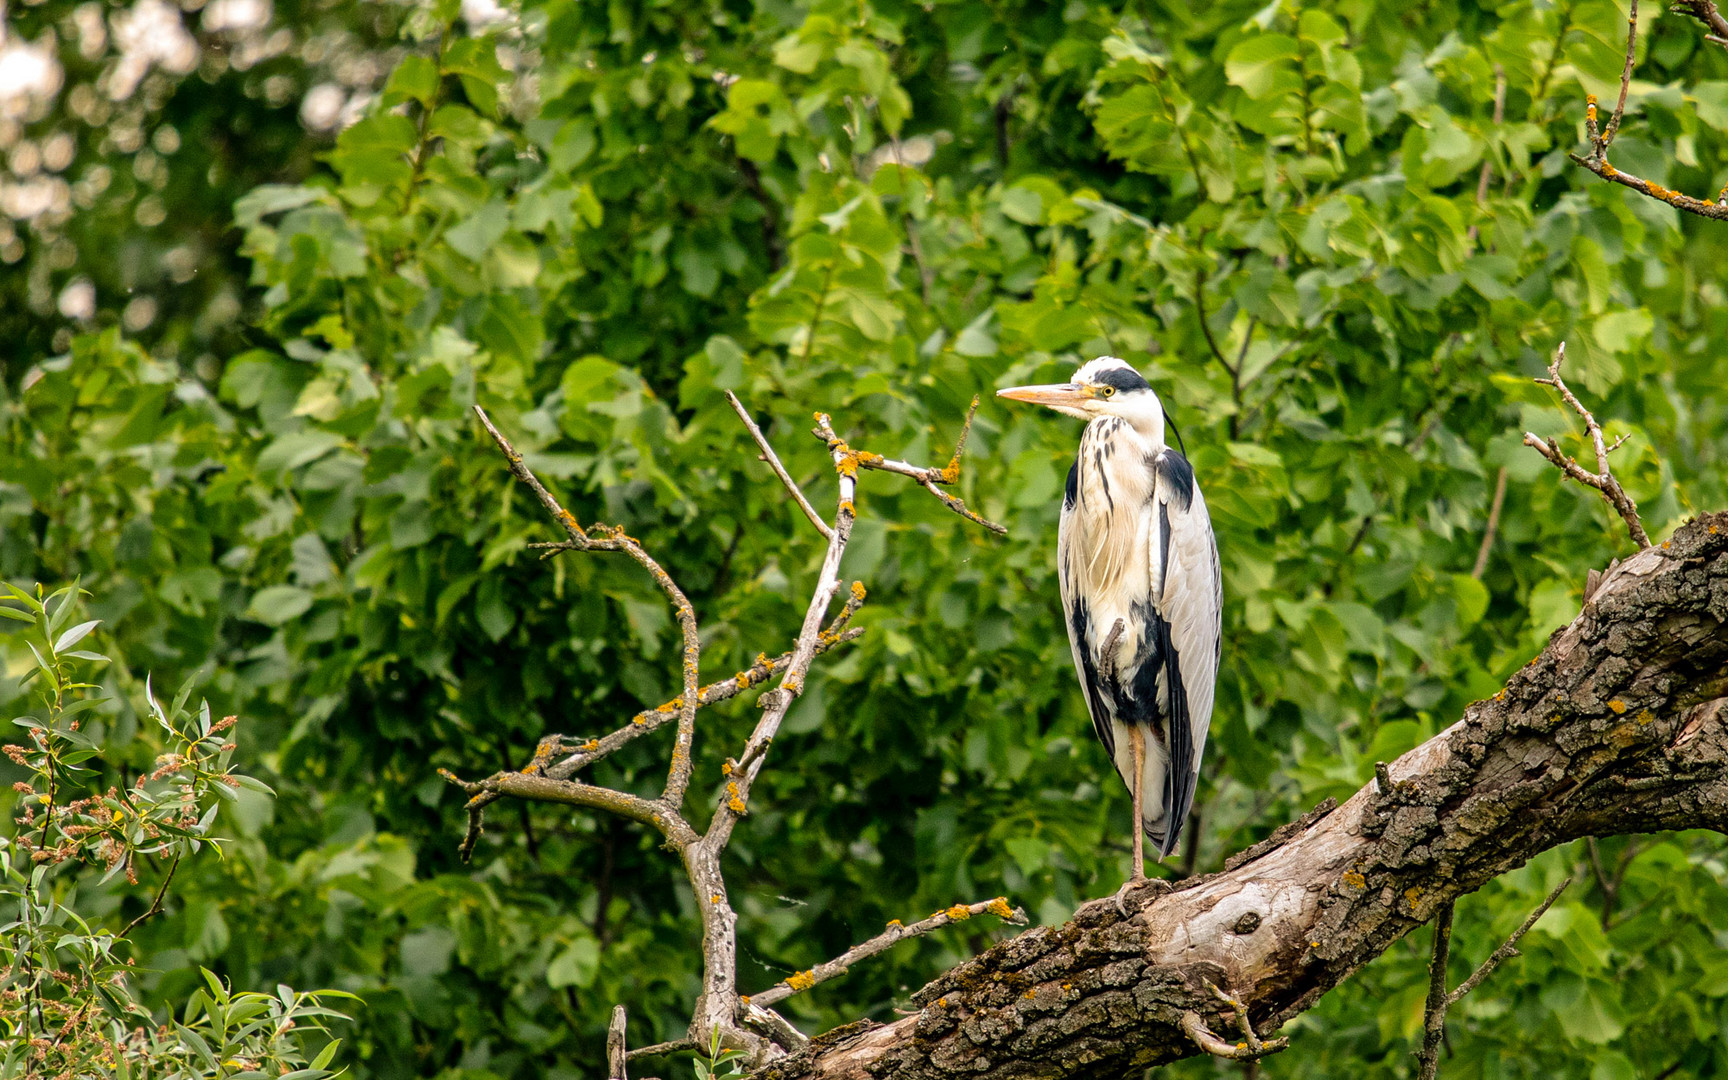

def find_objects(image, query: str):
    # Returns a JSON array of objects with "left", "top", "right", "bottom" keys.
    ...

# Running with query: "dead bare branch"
[
  {"left": 747, "top": 898, "right": 1028, "bottom": 1010},
  {"left": 813, "top": 400, "right": 1006, "bottom": 534},
  {"left": 726, "top": 391, "right": 834, "bottom": 540},
  {"left": 1570, "top": 0, "right": 1728, "bottom": 218},
  {"left": 473, "top": 405, "right": 703, "bottom": 813},
  {"left": 462, "top": 396, "right": 1007, "bottom": 1064},
  {"left": 1521, "top": 342, "right": 1651, "bottom": 549}
]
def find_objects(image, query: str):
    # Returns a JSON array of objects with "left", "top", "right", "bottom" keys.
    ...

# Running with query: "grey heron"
[{"left": 999, "top": 357, "right": 1221, "bottom": 901}]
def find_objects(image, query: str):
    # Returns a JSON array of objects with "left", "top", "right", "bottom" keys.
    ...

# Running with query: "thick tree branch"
[
  {"left": 750, "top": 511, "right": 1728, "bottom": 1080},
  {"left": 1522, "top": 342, "right": 1651, "bottom": 549}
]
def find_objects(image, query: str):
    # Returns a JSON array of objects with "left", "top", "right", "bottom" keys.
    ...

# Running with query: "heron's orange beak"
[{"left": 996, "top": 383, "right": 1088, "bottom": 408}]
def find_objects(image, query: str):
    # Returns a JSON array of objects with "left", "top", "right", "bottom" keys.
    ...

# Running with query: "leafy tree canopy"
[{"left": 3, "top": 0, "right": 1728, "bottom": 1076}]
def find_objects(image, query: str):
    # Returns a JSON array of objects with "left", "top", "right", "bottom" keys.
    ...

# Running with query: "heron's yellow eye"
[{"left": 1099, "top": 386, "right": 1115, "bottom": 398}]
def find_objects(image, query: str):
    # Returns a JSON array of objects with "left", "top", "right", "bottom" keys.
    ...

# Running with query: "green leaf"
[
  {"left": 1225, "top": 33, "right": 1302, "bottom": 99},
  {"left": 246, "top": 586, "right": 314, "bottom": 627}
]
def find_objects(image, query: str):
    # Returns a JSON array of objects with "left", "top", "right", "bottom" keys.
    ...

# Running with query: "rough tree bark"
[{"left": 755, "top": 511, "right": 1728, "bottom": 1080}]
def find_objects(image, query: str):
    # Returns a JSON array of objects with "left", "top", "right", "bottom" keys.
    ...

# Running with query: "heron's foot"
[
  {"left": 1107, "top": 874, "right": 1168, "bottom": 917},
  {"left": 1179, "top": 980, "right": 1289, "bottom": 1062}
]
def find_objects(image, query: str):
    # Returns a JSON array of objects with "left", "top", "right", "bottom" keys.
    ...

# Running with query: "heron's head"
[{"left": 997, "top": 357, "right": 1166, "bottom": 440}]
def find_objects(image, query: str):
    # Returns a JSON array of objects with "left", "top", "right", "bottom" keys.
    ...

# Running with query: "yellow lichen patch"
[
  {"left": 712, "top": 894, "right": 722, "bottom": 903},
  {"left": 886, "top": 919, "right": 903, "bottom": 930},
  {"left": 583, "top": 739, "right": 599, "bottom": 751},
  {"left": 858, "top": 451, "right": 884, "bottom": 466},
  {"left": 722, "top": 761, "right": 734, "bottom": 775},
  {"left": 1637, "top": 709, "right": 1656, "bottom": 726},
  {"left": 1609, "top": 699, "right": 1628, "bottom": 714},
  {"left": 945, "top": 904, "right": 974, "bottom": 920},
  {"left": 1404, "top": 887, "right": 1422, "bottom": 908},
  {"left": 656, "top": 702, "right": 677, "bottom": 714},
  {"left": 1024, "top": 990, "right": 1036, "bottom": 1000},
  {"left": 1342, "top": 870, "right": 1367, "bottom": 891},
  {"left": 1609, "top": 721, "right": 1638, "bottom": 748},
  {"left": 1662, "top": 540, "right": 1671, "bottom": 549},
  {"left": 1602, "top": 163, "right": 1619, "bottom": 178},
  {"left": 756, "top": 652, "right": 772, "bottom": 667},
  {"left": 936, "top": 998, "right": 948, "bottom": 1008},
  {"left": 741, "top": 996, "right": 751, "bottom": 1006},
  {"left": 556, "top": 509, "right": 580, "bottom": 531},
  {"left": 727, "top": 781, "right": 747, "bottom": 814},
  {"left": 986, "top": 897, "right": 1014, "bottom": 919},
  {"left": 840, "top": 499, "right": 856, "bottom": 515},
  {"left": 736, "top": 670, "right": 755, "bottom": 688},
  {"left": 632, "top": 716, "right": 647, "bottom": 726},
  {"left": 851, "top": 581, "right": 868, "bottom": 602},
  {"left": 787, "top": 970, "right": 816, "bottom": 992}
]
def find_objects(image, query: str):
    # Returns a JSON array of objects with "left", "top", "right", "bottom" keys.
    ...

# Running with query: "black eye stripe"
[{"left": 1092, "top": 366, "right": 1151, "bottom": 392}]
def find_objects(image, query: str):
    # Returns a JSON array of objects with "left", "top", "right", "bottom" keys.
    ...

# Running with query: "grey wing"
[
  {"left": 1149, "top": 449, "right": 1222, "bottom": 858},
  {"left": 1057, "top": 461, "right": 1115, "bottom": 759}
]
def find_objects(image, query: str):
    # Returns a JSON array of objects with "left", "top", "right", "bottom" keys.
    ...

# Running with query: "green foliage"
[
  {"left": 0, "top": 586, "right": 346, "bottom": 1077},
  {"left": 4, "top": 0, "right": 1728, "bottom": 1077}
]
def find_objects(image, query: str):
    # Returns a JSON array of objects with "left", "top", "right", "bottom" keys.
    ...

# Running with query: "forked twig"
[
  {"left": 1416, "top": 879, "right": 1570, "bottom": 1080},
  {"left": 1570, "top": 0, "right": 1728, "bottom": 219},
  {"left": 1180, "top": 980, "right": 1288, "bottom": 1061},
  {"left": 1521, "top": 343, "right": 1651, "bottom": 549},
  {"left": 813, "top": 399, "right": 1006, "bottom": 534},
  {"left": 747, "top": 897, "right": 1027, "bottom": 1009}
]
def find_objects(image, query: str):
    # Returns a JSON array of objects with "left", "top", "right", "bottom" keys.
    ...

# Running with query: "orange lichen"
[
  {"left": 1609, "top": 699, "right": 1627, "bottom": 714},
  {"left": 1342, "top": 870, "right": 1367, "bottom": 891},
  {"left": 857, "top": 451, "right": 884, "bottom": 466},
  {"left": 1404, "top": 886, "right": 1423, "bottom": 908},
  {"left": 712, "top": 894, "right": 722, "bottom": 903},
  {"left": 1602, "top": 163, "right": 1618, "bottom": 178},
  {"left": 986, "top": 897, "right": 1014, "bottom": 919},
  {"left": 1024, "top": 990, "right": 1036, "bottom": 999},
  {"left": 722, "top": 761, "right": 734, "bottom": 775},
  {"left": 727, "top": 781, "right": 746, "bottom": 814},
  {"left": 632, "top": 716, "right": 647, "bottom": 726},
  {"left": 936, "top": 998, "right": 948, "bottom": 1008},
  {"left": 583, "top": 739, "right": 599, "bottom": 751},
  {"left": 886, "top": 919, "right": 903, "bottom": 930},
  {"left": 787, "top": 970, "right": 816, "bottom": 992},
  {"left": 945, "top": 904, "right": 974, "bottom": 921},
  {"left": 840, "top": 499, "right": 856, "bottom": 515}
]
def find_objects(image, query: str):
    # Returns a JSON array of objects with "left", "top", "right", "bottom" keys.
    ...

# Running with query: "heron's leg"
[
  {"left": 1129, "top": 723, "right": 1146, "bottom": 881},
  {"left": 1110, "top": 725, "right": 1159, "bottom": 917}
]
